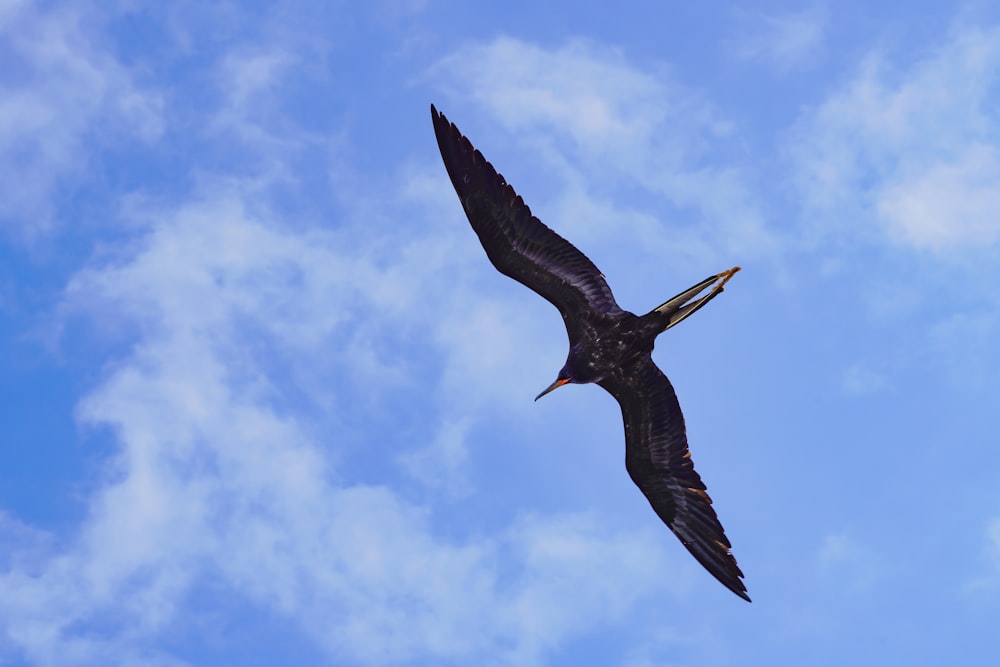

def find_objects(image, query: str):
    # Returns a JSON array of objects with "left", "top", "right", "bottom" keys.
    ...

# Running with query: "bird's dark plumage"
[{"left": 431, "top": 104, "right": 749, "bottom": 602}]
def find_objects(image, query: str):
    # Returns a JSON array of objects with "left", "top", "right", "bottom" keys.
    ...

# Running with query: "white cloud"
[
  {"left": 965, "top": 517, "right": 1000, "bottom": 592},
  {"left": 730, "top": 7, "right": 827, "bottom": 70},
  {"left": 817, "top": 532, "right": 880, "bottom": 594},
  {"left": 987, "top": 518, "right": 1000, "bottom": 572},
  {"left": 0, "top": 167, "right": 683, "bottom": 665},
  {"left": 925, "top": 309, "right": 999, "bottom": 387},
  {"left": 789, "top": 23, "right": 1000, "bottom": 252},
  {"left": 0, "top": 511, "right": 52, "bottom": 574},
  {"left": 878, "top": 143, "right": 1000, "bottom": 248},
  {"left": 841, "top": 362, "right": 887, "bottom": 395},
  {"left": 433, "top": 37, "right": 678, "bottom": 152},
  {"left": 396, "top": 418, "right": 473, "bottom": 495},
  {"left": 0, "top": 1, "right": 162, "bottom": 237},
  {"left": 211, "top": 50, "right": 304, "bottom": 157},
  {"left": 431, "top": 37, "right": 778, "bottom": 272},
  {"left": 0, "top": 21, "right": 773, "bottom": 664}
]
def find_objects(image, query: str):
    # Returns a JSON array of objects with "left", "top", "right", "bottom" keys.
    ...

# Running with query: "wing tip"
[
  {"left": 703, "top": 542, "right": 751, "bottom": 602},
  {"left": 729, "top": 564, "right": 752, "bottom": 602},
  {"left": 711, "top": 550, "right": 751, "bottom": 602},
  {"left": 697, "top": 544, "right": 750, "bottom": 602}
]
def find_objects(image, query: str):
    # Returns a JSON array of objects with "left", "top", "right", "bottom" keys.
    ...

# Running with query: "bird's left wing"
[
  {"left": 599, "top": 357, "right": 750, "bottom": 601},
  {"left": 431, "top": 105, "right": 623, "bottom": 320}
]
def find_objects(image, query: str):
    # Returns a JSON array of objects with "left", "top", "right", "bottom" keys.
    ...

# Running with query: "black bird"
[{"left": 431, "top": 105, "right": 749, "bottom": 602}]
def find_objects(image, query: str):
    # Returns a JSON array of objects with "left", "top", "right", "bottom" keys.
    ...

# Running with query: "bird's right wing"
[
  {"left": 599, "top": 357, "right": 749, "bottom": 601},
  {"left": 432, "top": 105, "right": 623, "bottom": 320}
]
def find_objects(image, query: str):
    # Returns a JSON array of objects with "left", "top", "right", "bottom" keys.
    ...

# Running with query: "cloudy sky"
[{"left": 3, "top": 1, "right": 1000, "bottom": 665}]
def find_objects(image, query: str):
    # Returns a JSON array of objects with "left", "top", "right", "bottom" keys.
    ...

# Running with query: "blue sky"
[{"left": 2, "top": 1, "right": 1000, "bottom": 665}]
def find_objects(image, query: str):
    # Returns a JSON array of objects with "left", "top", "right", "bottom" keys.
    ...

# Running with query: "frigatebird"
[{"left": 431, "top": 105, "right": 749, "bottom": 602}]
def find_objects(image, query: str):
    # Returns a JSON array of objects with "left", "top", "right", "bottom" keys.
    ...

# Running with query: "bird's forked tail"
[{"left": 648, "top": 266, "right": 741, "bottom": 331}]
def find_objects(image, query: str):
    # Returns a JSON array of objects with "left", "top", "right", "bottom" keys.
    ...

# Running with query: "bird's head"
[{"left": 534, "top": 369, "right": 573, "bottom": 401}]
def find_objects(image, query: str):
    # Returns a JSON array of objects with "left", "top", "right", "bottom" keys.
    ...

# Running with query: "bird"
[{"left": 430, "top": 104, "right": 749, "bottom": 602}]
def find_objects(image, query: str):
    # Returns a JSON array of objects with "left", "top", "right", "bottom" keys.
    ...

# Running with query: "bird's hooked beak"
[{"left": 534, "top": 377, "right": 571, "bottom": 401}]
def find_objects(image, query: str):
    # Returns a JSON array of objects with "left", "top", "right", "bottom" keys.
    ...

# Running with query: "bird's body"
[{"left": 431, "top": 105, "right": 749, "bottom": 602}]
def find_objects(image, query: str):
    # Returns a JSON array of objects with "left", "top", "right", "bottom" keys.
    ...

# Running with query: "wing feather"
[
  {"left": 431, "top": 105, "right": 623, "bottom": 320},
  {"left": 599, "top": 357, "right": 749, "bottom": 601}
]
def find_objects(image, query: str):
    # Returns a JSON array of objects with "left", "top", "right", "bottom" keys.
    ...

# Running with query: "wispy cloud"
[
  {"left": 789, "top": 23, "right": 1000, "bottom": 253},
  {"left": 10, "top": 4, "right": 1000, "bottom": 665},
  {"left": 0, "top": 175, "right": 684, "bottom": 664},
  {"left": 730, "top": 7, "right": 828, "bottom": 70},
  {"left": 878, "top": 143, "right": 1000, "bottom": 249},
  {"left": 817, "top": 532, "right": 880, "bottom": 595},
  {"left": 396, "top": 418, "right": 473, "bottom": 496},
  {"left": 841, "top": 362, "right": 888, "bottom": 395},
  {"left": 431, "top": 37, "right": 779, "bottom": 277},
  {"left": 0, "top": 1, "right": 162, "bottom": 238},
  {"left": 965, "top": 517, "right": 1000, "bottom": 592},
  {"left": 986, "top": 518, "right": 1000, "bottom": 574},
  {"left": 925, "top": 309, "right": 1000, "bottom": 387}
]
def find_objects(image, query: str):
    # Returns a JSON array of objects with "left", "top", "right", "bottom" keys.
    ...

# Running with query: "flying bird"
[{"left": 431, "top": 105, "right": 749, "bottom": 602}]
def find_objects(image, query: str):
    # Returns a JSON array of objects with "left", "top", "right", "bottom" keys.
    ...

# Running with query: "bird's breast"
[{"left": 568, "top": 320, "right": 652, "bottom": 384}]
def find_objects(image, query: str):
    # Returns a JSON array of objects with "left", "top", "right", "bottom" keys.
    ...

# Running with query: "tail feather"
[{"left": 648, "top": 266, "right": 740, "bottom": 332}]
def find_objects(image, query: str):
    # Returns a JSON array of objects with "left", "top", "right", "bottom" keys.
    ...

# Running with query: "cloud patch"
[
  {"left": 432, "top": 36, "right": 778, "bottom": 271},
  {"left": 790, "top": 23, "right": 1000, "bottom": 252},
  {"left": 0, "top": 1, "right": 162, "bottom": 237},
  {"left": 730, "top": 7, "right": 827, "bottom": 70},
  {"left": 0, "top": 157, "right": 683, "bottom": 664}
]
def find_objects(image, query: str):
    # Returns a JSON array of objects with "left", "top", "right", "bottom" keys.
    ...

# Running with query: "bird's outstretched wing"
[
  {"left": 599, "top": 357, "right": 749, "bottom": 601},
  {"left": 431, "top": 105, "right": 623, "bottom": 320}
]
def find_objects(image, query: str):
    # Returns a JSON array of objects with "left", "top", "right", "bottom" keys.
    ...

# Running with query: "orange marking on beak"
[{"left": 534, "top": 377, "right": 571, "bottom": 401}]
